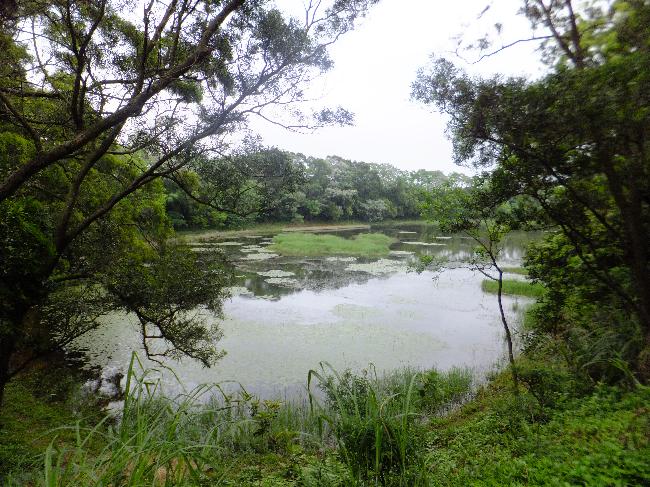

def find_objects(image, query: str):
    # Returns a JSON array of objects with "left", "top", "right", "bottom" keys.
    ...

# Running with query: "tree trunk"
[{"left": 497, "top": 270, "right": 520, "bottom": 395}]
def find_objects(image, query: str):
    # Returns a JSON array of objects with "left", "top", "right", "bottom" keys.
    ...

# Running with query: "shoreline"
[{"left": 177, "top": 219, "right": 428, "bottom": 240}]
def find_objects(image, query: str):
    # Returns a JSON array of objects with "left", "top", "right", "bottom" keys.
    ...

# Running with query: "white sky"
[{"left": 255, "top": 0, "right": 546, "bottom": 173}]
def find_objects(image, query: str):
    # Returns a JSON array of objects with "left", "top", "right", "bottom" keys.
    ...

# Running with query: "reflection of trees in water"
[
  {"left": 211, "top": 227, "right": 539, "bottom": 298},
  {"left": 236, "top": 259, "right": 389, "bottom": 296}
]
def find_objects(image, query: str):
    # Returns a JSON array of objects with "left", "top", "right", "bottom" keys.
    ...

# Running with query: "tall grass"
[
  {"left": 481, "top": 279, "right": 546, "bottom": 298},
  {"left": 37, "top": 354, "right": 319, "bottom": 486},
  {"left": 501, "top": 266, "right": 528, "bottom": 276},
  {"left": 307, "top": 363, "right": 473, "bottom": 486},
  {"left": 270, "top": 232, "right": 394, "bottom": 257},
  {"left": 24, "top": 355, "right": 473, "bottom": 486}
]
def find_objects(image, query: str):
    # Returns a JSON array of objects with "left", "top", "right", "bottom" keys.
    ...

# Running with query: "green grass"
[
  {"left": 482, "top": 278, "right": 546, "bottom": 298},
  {"left": 3, "top": 354, "right": 649, "bottom": 486},
  {"left": 0, "top": 363, "right": 106, "bottom": 485},
  {"left": 1, "top": 358, "right": 473, "bottom": 486},
  {"left": 270, "top": 232, "right": 394, "bottom": 257},
  {"left": 425, "top": 379, "right": 650, "bottom": 486},
  {"left": 501, "top": 266, "right": 528, "bottom": 276}
]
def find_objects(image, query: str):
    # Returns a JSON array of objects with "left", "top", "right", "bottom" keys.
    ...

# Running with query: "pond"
[{"left": 71, "top": 222, "right": 537, "bottom": 399}]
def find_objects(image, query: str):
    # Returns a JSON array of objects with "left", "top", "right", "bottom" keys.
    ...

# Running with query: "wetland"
[{"left": 70, "top": 222, "right": 536, "bottom": 398}]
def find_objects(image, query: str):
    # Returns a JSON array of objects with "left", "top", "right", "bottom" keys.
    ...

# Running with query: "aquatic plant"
[
  {"left": 308, "top": 363, "right": 428, "bottom": 486},
  {"left": 239, "top": 252, "right": 280, "bottom": 261},
  {"left": 346, "top": 259, "right": 405, "bottom": 275},
  {"left": 256, "top": 270, "right": 296, "bottom": 278},
  {"left": 270, "top": 233, "right": 394, "bottom": 257},
  {"left": 481, "top": 279, "right": 545, "bottom": 299}
]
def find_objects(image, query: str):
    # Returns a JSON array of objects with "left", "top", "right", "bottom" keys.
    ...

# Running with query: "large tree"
[
  {"left": 412, "top": 0, "right": 650, "bottom": 380},
  {"left": 0, "top": 0, "right": 378, "bottom": 405}
]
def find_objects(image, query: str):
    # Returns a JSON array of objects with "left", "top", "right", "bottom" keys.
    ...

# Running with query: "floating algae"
[
  {"left": 241, "top": 245, "right": 266, "bottom": 253},
  {"left": 325, "top": 256, "right": 358, "bottom": 263},
  {"left": 346, "top": 259, "right": 405, "bottom": 275},
  {"left": 389, "top": 250, "right": 415, "bottom": 256},
  {"left": 227, "top": 286, "right": 253, "bottom": 297},
  {"left": 265, "top": 277, "right": 298, "bottom": 286},
  {"left": 402, "top": 241, "right": 446, "bottom": 246},
  {"left": 213, "top": 241, "right": 244, "bottom": 246},
  {"left": 257, "top": 270, "right": 296, "bottom": 278},
  {"left": 240, "top": 252, "right": 279, "bottom": 261}
]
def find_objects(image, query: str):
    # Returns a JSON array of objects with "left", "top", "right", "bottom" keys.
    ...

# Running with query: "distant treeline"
[{"left": 165, "top": 152, "right": 468, "bottom": 229}]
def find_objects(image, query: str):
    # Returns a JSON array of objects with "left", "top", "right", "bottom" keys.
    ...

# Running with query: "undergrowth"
[{"left": 2, "top": 354, "right": 648, "bottom": 486}]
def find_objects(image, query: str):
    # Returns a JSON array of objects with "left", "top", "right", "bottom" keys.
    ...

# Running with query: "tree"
[
  {"left": 419, "top": 177, "right": 521, "bottom": 393},
  {"left": 0, "top": 0, "right": 379, "bottom": 405},
  {"left": 412, "top": 0, "right": 650, "bottom": 380}
]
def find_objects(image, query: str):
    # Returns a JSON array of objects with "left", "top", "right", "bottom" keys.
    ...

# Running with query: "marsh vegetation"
[{"left": 2, "top": 0, "right": 650, "bottom": 485}]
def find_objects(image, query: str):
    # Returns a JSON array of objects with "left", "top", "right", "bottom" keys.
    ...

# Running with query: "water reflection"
[
  {"left": 189, "top": 223, "right": 537, "bottom": 298},
  {"left": 70, "top": 222, "right": 538, "bottom": 399}
]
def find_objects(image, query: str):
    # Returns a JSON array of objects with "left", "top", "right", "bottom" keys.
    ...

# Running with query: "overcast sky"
[{"left": 254, "top": 0, "right": 546, "bottom": 173}]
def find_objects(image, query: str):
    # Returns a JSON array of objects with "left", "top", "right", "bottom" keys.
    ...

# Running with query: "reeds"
[{"left": 35, "top": 355, "right": 473, "bottom": 486}]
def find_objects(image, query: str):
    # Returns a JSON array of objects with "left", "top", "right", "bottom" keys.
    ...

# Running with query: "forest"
[
  {"left": 0, "top": 0, "right": 649, "bottom": 486},
  {"left": 165, "top": 152, "right": 461, "bottom": 228}
]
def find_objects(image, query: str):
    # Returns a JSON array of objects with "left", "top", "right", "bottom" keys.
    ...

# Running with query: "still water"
[{"left": 71, "top": 223, "right": 535, "bottom": 398}]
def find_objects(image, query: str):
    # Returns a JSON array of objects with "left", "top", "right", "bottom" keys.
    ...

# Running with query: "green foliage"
[
  {"left": 524, "top": 233, "right": 645, "bottom": 385},
  {"left": 3, "top": 358, "right": 647, "bottom": 487},
  {"left": 413, "top": 0, "right": 650, "bottom": 380},
  {"left": 270, "top": 232, "right": 394, "bottom": 257},
  {"left": 177, "top": 152, "right": 448, "bottom": 230},
  {"left": 308, "top": 364, "right": 428, "bottom": 486},
  {"left": 481, "top": 279, "right": 546, "bottom": 298},
  {"left": 104, "top": 245, "right": 232, "bottom": 366},
  {"left": 416, "top": 368, "right": 473, "bottom": 414},
  {"left": 426, "top": 381, "right": 650, "bottom": 486},
  {"left": 0, "top": 360, "right": 105, "bottom": 484}
]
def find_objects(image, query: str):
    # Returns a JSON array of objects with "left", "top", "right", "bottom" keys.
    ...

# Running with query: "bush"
[
  {"left": 308, "top": 364, "right": 427, "bottom": 485},
  {"left": 417, "top": 368, "right": 473, "bottom": 414}
]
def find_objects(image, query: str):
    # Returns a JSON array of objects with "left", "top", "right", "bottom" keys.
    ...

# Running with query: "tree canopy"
[
  {"left": 0, "top": 0, "right": 379, "bottom": 403},
  {"left": 413, "top": 0, "right": 650, "bottom": 381}
]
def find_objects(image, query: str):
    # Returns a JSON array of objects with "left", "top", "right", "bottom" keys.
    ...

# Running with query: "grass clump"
[
  {"left": 270, "top": 232, "right": 394, "bottom": 257},
  {"left": 501, "top": 266, "right": 528, "bottom": 276},
  {"left": 481, "top": 278, "right": 545, "bottom": 298},
  {"left": 307, "top": 364, "right": 473, "bottom": 486},
  {"left": 31, "top": 354, "right": 324, "bottom": 487}
]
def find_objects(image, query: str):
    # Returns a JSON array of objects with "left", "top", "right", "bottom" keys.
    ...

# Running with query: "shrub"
[
  {"left": 417, "top": 368, "right": 473, "bottom": 414},
  {"left": 308, "top": 363, "right": 427, "bottom": 486}
]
